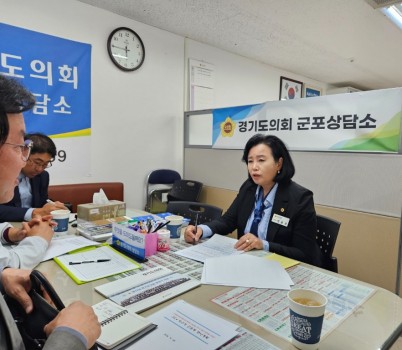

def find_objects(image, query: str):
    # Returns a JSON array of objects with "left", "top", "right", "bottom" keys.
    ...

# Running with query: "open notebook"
[{"left": 92, "top": 299, "right": 157, "bottom": 350}]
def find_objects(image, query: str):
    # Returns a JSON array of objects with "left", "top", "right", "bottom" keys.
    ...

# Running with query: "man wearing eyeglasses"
[
  {"left": 0, "top": 132, "right": 67, "bottom": 224},
  {"left": 0, "top": 74, "right": 101, "bottom": 349}
]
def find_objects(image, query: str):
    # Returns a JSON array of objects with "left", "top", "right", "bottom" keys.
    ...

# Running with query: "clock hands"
[
  {"left": 112, "top": 44, "right": 131, "bottom": 59},
  {"left": 111, "top": 44, "right": 126, "bottom": 50}
]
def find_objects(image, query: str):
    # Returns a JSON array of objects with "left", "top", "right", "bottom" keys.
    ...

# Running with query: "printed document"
[
  {"left": 129, "top": 300, "right": 239, "bottom": 350},
  {"left": 175, "top": 234, "right": 242, "bottom": 263}
]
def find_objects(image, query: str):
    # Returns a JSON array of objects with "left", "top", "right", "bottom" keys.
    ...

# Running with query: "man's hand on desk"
[
  {"left": 32, "top": 201, "right": 67, "bottom": 217},
  {"left": 8, "top": 225, "right": 29, "bottom": 242},
  {"left": 7, "top": 216, "right": 54, "bottom": 243},
  {"left": 25, "top": 215, "right": 55, "bottom": 243}
]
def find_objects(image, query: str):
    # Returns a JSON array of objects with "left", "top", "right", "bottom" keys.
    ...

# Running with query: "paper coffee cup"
[
  {"left": 51, "top": 209, "right": 71, "bottom": 233},
  {"left": 288, "top": 289, "right": 327, "bottom": 350},
  {"left": 165, "top": 215, "right": 184, "bottom": 239}
]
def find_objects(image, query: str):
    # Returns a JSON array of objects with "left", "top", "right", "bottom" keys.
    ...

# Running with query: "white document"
[
  {"left": 201, "top": 254, "right": 294, "bottom": 290},
  {"left": 129, "top": 300, "right": 239, "bottom": 350},
  {"left": 175, "top": 234, "right": 242, "bottom": 263},
  {"left": 95, "top": 266, "right": 201, "bottom": 313},
  {"left": 42, "top": 236, "right": 100, "bottom": 261}
]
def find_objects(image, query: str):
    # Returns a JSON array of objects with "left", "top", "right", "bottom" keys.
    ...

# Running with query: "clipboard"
[{"left": 54, "top": 244, "right": 141, "bottom": 284}]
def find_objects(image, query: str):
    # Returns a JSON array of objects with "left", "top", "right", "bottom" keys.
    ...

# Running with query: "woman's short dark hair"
[
  {"left": 0, "top": 75, "right": 35, "bottom": 145},
  {"left": 242, "top": 134, "right": 295, "bottom": 184},
  {"left": 25, "top": 132, "right": 57, "bottom": 159}
]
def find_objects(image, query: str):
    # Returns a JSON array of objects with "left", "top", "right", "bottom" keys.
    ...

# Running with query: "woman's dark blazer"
[
  {"left": 206, "top": 179, "right": 322, "bottom": 267},
  {"left": 0, "top": 171, "right": 49, "bottom": 222}
]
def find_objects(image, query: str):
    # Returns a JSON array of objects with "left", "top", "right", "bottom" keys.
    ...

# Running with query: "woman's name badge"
[{"left": 272, "top": 213, "right": 290, "bottom": 227}]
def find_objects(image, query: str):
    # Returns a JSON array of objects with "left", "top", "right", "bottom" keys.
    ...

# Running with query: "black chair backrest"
[
  {"left": 145, "top": 169, "right": 181, "bottom": 213},
  {"left": 147, "top": 169, "right": 181, "bottom": 185},
  {"left": 167, "top": 179, "right": 203, "bottom": 202},
  {"left": 316, "top": 214, "right": 341, "bottom": 273},
  {"left": 166, "top": 201, "right": 222, "bottom": 225}
]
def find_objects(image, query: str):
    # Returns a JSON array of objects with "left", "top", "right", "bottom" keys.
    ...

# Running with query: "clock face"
[{"left": 107, "top": 27, "right": 145, "bottom": 71}]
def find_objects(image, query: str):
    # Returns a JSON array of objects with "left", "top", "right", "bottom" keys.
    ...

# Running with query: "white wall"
[
  {"left": 1, "top": 0, "right": 185, "bottom": 209},
  {"left": 0, "top": 0, "right": 330, "bottom": 210},
  {"left": 184, "top": 39, "right": 328, "bottom": 109}
]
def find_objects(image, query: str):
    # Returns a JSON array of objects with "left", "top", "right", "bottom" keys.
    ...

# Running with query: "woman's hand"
[
  {"left": 184, "top": 225, "right": 203, "bottom": 244},
  {"left": 234, "top": 233, "right": 263, "bottom": 251}
]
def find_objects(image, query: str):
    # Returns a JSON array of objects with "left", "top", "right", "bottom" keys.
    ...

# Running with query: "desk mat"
[
  {"left": 211, "top": 265, "right": 374, "bottom": 342},
  {"left": 105, "top": 240, "right": 204, "bottom": 283}
]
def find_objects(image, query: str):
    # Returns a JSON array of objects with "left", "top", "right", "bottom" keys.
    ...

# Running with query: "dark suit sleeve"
[
  {"left": 269, "top": 184, "right": 322, "bottom": 266},
  {"left": 0, "top": 172, "right": 50, "bottom": 222},
  {"left": 206, "top": 180, "right": 254, "bottom": 236},
  {"left": 32, "top": 171, "right": 50, "bottom": 208},
  {"left": 0, "top": 186, "right": 28, "bottom": 222}
]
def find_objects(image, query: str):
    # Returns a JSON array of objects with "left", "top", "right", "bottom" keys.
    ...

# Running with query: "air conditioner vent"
[{"left": 365, "top": 0, "right": 401, "bottom": 9}]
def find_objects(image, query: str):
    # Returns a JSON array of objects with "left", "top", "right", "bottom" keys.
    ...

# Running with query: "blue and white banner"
[
  {"left": 0, "top": 23, "right": 92, "bottom": 178},
  {"left": 212, "top": 88, "right": 402, "bottom": 153}
]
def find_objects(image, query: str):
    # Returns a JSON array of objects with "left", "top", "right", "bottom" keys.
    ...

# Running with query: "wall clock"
[{"left": 107, "top": 27, "right": 145, "bottom": 71}]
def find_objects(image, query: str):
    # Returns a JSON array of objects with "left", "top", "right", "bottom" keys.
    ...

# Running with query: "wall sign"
[
  {"left": 213, "top": 88, "right": 402, "bottom": 153},
  {"left": 0, "top": 22, "right": 92, "bottom": 179}
]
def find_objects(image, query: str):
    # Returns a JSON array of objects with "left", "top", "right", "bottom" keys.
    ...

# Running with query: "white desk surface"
[{"left": 36, "top": 216, "right": 402, "bottom": 350}]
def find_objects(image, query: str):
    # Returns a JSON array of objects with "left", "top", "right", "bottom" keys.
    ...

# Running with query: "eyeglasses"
[
  {"left": 28, "top": 158, "right": 53, "bottom": 169},
  {"left": 3, "top": 139, "right": 33, "bottom": 162}
]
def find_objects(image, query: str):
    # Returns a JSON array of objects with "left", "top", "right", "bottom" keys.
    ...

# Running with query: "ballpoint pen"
[
  {"left": 69, "top": 259, "right": 111, "bottom": 265},
  {"left": 193, "top": 212, "right": 199, "bottom": 245},
  {"left": 152, "top": 220, "right": 170, "bottom": 233}
]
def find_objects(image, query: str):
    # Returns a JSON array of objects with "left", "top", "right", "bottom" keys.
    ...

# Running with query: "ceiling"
[{"left": 77, "top": 0, "right": 402, "bottom": 91}]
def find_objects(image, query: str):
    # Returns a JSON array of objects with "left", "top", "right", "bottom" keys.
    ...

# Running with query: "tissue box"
[{"left": 77, "top": 200, "right": 126, "bottom": 221}]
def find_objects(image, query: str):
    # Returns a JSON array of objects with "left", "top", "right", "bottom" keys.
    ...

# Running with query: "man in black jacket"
[{"left": 0, "top": 132, "right": 66, "bottom": 222}]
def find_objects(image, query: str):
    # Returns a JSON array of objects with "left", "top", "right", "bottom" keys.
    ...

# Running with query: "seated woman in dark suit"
[{"left": 184, "top": 134, "right": 322, "bottom": 266}]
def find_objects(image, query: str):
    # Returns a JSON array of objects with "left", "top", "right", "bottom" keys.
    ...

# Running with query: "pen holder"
[{"left": 145, "top": 232, "right": 158, "bottom": 257}]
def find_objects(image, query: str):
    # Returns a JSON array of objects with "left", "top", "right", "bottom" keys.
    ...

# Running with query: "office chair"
[
  {"left": 166, "top": 201, "right": 222, "bottom": 225},
  {"left": 167, "top": 179, "right": 203, "bottom": 203},
  {"left": 145, "top": 169, "right": 181, "bottom": 213},
  {"left": 316, "top": 214, "right": 341, "bottom": 273}
]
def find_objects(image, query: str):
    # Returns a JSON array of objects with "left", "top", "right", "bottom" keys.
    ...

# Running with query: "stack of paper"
[{"left": 201, "top": 254, "right": 294, "bottom": 290}]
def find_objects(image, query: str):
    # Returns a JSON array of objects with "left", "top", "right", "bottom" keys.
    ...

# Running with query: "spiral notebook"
[{"left": 92, "top": 299, "right": 157, "bottom": 350}]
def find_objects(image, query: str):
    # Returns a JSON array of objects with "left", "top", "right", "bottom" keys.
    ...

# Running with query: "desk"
[{"left": 36, "top": 237, "right": 402, "bottom": 350}]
